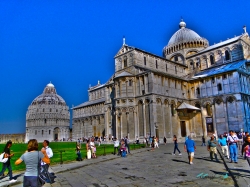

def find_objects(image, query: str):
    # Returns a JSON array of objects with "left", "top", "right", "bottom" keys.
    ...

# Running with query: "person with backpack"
[{"left": 0, "top": 141, "right": 16, "bottom": 183}]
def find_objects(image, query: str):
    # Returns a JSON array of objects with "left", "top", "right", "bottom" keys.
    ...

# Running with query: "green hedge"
[{"left": 0, "top": 142, "right": 145, "bottom": 172}]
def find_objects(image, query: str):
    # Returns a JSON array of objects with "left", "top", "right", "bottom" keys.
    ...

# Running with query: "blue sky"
[{"left": 0, "top": 1, "right": 250, "bottom": 133}]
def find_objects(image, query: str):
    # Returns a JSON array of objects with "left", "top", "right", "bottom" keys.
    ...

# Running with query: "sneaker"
[
  {"left": 190, "top": 162, "right": 193, "bottom": 165},
  {"left": 172, "top": 153, "right": 175, "bottom": 155},
  {"left": 9, "top": 179, "right": 17, "bottom": 183},
  {"left": 179, "top": 153, "right": 182, "bottom": 156}
]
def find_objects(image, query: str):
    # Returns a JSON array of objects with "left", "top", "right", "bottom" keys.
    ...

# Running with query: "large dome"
[
  {"left": 26, "top": 82, "right": 70, "bottom": 142},
  {"left": 31, "top": 82, "right": 66, "bottom": 105},
  {"left": 163, "top": 20, "right": 209, "bottom": 58},
  {"left": 168, "top": 23, "right": 202, "bottom": 45}
]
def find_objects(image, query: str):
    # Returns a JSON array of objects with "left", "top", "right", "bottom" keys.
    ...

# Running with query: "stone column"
[{"left": 211, "top": 104, "right": 218, "bottom": 136}]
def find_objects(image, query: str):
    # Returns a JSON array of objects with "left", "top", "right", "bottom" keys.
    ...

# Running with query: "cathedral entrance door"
[
  {"left": 54, "top": 127, "right": 60, "bottom": 141},
  {"left": 180, "top": 121, "right": 186, "bottom": 137}
]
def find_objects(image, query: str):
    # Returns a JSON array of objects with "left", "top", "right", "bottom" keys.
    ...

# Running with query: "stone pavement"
[{"left": 0, "top": 142, "right": 249, "bottom": 187}]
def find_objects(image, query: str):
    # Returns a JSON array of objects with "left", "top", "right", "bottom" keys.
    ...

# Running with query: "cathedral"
[
  {"left": 25, "top": 83, "right": 70, "bottom": 142},
  {"left": 72, "top": 20, "right": 250, "bottom": 142}
]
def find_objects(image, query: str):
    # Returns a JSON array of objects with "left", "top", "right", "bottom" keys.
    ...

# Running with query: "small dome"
[
  {"left": 179, "top": 20, "right": 186, "bottom": 28},
  {"left": 47, "top": 82, "right": 54, "bottom": 88}
]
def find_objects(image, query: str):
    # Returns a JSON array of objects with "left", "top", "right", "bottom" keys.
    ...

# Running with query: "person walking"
[
  {"left": 15, "top": 139, "right": 50, "bottom": 187},
  {"left": 172, "top": 135, "right": 182, "bottom": 155},
  {"left": 218, "top": 135, "right": 229, "bottom": 159},
  {"left": 90, "top": 138, "right": 96, "bottom": 158},
  {"left": 242, "top": 132, "right": 249, "bottom": 157},
  {"left": 243, "top": 135, "right": 250, "bottom": 166},
  {"left": 86, "top": 139, "right": 91, "bottom": 159},
  {"left": 207, "top": 135, "right": 219, "bottom": 161},
  {"left": 201, "top": 136, "right": 206, "bottom": 146},
  {"left": 163, "top": 137, "right": 167, "bottom": 145},
  {"left": 227, "top": 130, "right": 239, "bottom": 163},
  {"left": 113, "top": 138, "right": 120, "bottom": 155},
  {"left": 0, "top": 141, "right": 16, "bottom": 183},
  {"left": 154, "top": 137, "right": 159, "bottom": 148},
  {"left": 184, "top": 136, "right": 196, "bottom": 164}
]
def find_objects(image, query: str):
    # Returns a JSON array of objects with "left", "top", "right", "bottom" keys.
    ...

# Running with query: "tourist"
[
  {"left": 163, "top": 137, "right": 167, "bottom": 145},
  {"left": 113, "top": 138, "right": 120, "bottom": 155},
  {"left": 201, "top": 136, "right": 206, "bottom": 146},
  {"left": 184, "top": 135, "right": 196, "bottom": 164},
  {"left": 227, "top": 130, "right": 239, "bottom": 163},
  {"left": 136, "top": 136, "right": 139, "bottom": 144},
  {"left": 218, "top": 135, "right": 229, "bottom": 159},
  {"left": 125, "top": 136, "right": 130, "bottom": 154},
  {"left": 242, "top": 132, "right": 249, "bottom": 157},
  {"left": 86, "top": 139, "right": 91, "bottom": 159},
  {"left": 207, "top": 135, "right": 219, "bottom": 161},
  {"left": 76, "top": 144, "right": 82, "bottom": 161},
  {"left": 172, "top": 135, "right": 182, "bottom": 155},
  {"left": 15, "top": 139, "right": 50, "bottom": 186},
  {"left": 155, "top": 136, "right": 159, "bottom": 148},
  {"left": 145, "top": 137, "right": 148, "bottom": 147},
  {"left": 243, "top": 135, "right": 250, "bottom": 166},
  {"left": 120, "top": 140, "right": 126, "bottom": 157},
  {"left": 151, "top": 136, "right": 155, "bottom": 151},
  {"left": 41, "top": 140, "right": 54, "bottom": 181},
  {"left": 149, "top": 137, "right": 152, "bottom": 147},
  {"left": 0, "top": 141, "right": 16, "bottom": 183},
  {"left": 90, "top": 138, "right": 96, "bottom": 158}
]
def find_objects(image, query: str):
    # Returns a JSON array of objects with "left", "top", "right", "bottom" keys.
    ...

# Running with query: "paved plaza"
[{"left": 1, "top": 142, "right": 250, "bottom": 187}]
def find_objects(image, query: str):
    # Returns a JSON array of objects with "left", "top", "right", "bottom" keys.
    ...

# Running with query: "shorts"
[{"left": 187, "top": 152, "right": 194, "bottom": 157}]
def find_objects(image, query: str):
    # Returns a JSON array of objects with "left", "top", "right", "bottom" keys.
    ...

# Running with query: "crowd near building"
[
  {"left": 72, "top": 20, "right": 250, "bottom": 142},
  {"left": 25, "top": 83, "right": 70, "bottom": 142}
]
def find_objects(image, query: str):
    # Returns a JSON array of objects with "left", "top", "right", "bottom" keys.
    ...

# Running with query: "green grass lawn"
[{"left": 0, "top": 142, "right": 145, "bottom": 172}]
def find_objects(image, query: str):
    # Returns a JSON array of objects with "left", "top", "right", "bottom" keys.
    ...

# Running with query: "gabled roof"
[
  {"left": 73, "top": 98, "right": 105, "bottom": 109},
  {"left": 192, "top": 59, "right": 247, "bottom": 79},
  {"left": 188, "top": 34, "right": 244, "bottom": 58},
  {"left": 114, "top": 71, "right": 133, "bottom": 79},
  {"left": 177, "top": 102, "right": 200, "bottom": 110}
]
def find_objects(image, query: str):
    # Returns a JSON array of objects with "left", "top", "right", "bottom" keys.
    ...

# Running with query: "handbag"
[
  {"left": 37, "top": 151, "right": 46, "bottom": 186},
  {"left": 0, "top": 152, "right": 8, "bottom": 163}
]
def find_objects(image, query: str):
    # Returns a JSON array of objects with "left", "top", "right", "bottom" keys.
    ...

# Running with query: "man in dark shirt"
[{"left": 0, "top": 141, "right": 16, "bottom": 183}]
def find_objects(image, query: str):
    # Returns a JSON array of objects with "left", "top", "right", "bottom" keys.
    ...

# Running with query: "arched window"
[
  {"left": 206, "top": 104, "right": 212, "bottom": 116},
  {"left": 50, "top": 108, "right": 52, "bottom": 112},
  {"left": 217, "top": 83, "right": 222, "bottom": 91},
  {"left": 49, "top": 130, "right": 51, "bottom": 134},
  {"left": 196, "top": 87, "right": 200, "bottom": 96},
  {"left": 42, "top": 130, "right": 44, "bottom": 135},
  {"left": 44, "top": 119, "right": 47, "bottom": 124},
  {"left": 144, "top": 57, "right": 146, "bottom": 65},
  {"left": 171, "top": 104, "right": 175, "bottom": 116},
  {"left": 124, "top": 58, "right": 127, "bottom": 68},
  {"left": 129, "top": 80, "right": 132, "bottom": 86},
  {"left": 43, "top": 108, "right": 45, "bottom": 112},
  {"left": 225, "top": 50, "right": 230, "bottom": 61},
  {"left": 174, "top": 56, "right": 178, "bottom": 62},
  {"left": 35, "top": 130, "right": 37, "bottom": 135},
  {"left": 210, "top": 55, "right": 214, "bottom": 65},
  {"left": 156, "top": 60, "right": 158, "bottom": 69}
]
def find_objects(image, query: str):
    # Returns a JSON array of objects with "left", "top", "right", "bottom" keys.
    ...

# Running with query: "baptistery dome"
[
  {"left": 163, "top": 20, "right": 209, "bottom": 60},
  {"left": 25, "top": 83, "right": 70, "bottom": 142}
]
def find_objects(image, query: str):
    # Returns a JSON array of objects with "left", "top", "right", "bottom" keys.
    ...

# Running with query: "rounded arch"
[
  {"left": 213, "top": 97, "right": 223, "bottom": 105},
  {"left": 226, "top": 95, "right": 236, "bottom": 103},
  {"left": 164, "top": 99, "right": 169, "bottom": 105},
  {"left": 156, "top": 98, "right": 162, "bottom": 104}
]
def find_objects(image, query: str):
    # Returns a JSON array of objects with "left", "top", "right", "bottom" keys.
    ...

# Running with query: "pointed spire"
[
  {"left": 123, "top": 36, "right": 126, "bottom": 45},
  {"left": 243, "top": 25, "right": 247, "bottom": 33}
]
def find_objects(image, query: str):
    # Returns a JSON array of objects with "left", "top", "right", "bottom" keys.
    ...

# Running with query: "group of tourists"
[
  {"left": 0, "top": 139, "right": 54, "bottom": 186},
  {"left": 113, "top": 136, "right": 130, "bottom": 157},
  {"left": 207, "top": 130, "right": 250, "bottom": 164}
]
